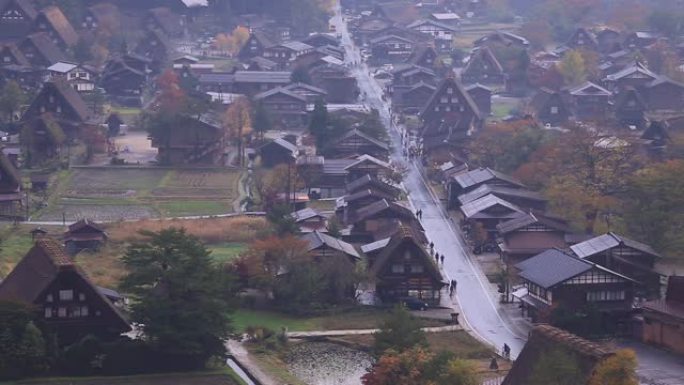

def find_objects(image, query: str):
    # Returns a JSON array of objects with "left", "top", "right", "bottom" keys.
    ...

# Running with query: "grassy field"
[
  {"left": 35, "top": 168, "right": 242, "bottom": 221},
  {"left": 4, "top": 368, "right": 244, "bottom": 385},
  {"left": 231, "top": 308, "right": 446, "bottom": 333},
  {"left": 208, "top": 243, "right": 249, "bottom": 264}
]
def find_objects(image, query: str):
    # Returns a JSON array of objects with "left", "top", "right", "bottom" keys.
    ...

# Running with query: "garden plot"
[{"left": 36, "top": 168, "right": 242, "bottom": 221}]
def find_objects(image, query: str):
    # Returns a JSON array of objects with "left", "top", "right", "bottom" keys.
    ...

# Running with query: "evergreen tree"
[
  {"left": 253, "top": 102, "right": 272, "bottom": 141},
  {"left": 309, "top": 99, "right": 328, "bottom": 150},
  {"left": 120, "top": 228, "right": 236, "bottom": 366},
  {"left": 374, "top": 305, "right": 427, "bottom": 355}
]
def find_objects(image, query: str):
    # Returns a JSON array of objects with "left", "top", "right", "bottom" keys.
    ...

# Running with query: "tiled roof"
[
  {"left": 458, "top": 184, "right": 544, "bottom": 206},
  {"left": 453, "top": 167, "right": 524, "bottom": 190},
  {"left": 460, "top": 194, "right": 522, "bottom": 219},
  {"left": 570, "top": 232, "right": 661, "bottom": 259},
  {"left": 301, "top": 230, "right": 360, "bottom": 259},
  {"left": 496, "top": 211, "right": 569, "bottom": 235},
  {"left": 515, "top": 248, "right": 592, "bottom": 289}
]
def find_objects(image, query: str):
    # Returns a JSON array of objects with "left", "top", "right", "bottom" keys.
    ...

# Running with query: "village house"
[
  {"left": 419, "top": 76, "right": 483, "bottom": 152},
  {"left": 343, "top": 154, "right": 391, "bottom": 181},
  {"left": 514, "top": 248, "right": 637, "bottom": 331},
  {"left": 32, "top": 5, "right": 79, "bottom": 50},
  {"left": 300, "top": 230, "right": 361, "bottom": 262},
  {"left": 641, "top": 276, "right": 684, "bottom": 355},
  {"left": 623, "top": 31, "right": 659, "bottom": 50},
  {"left": 345, "top": 198, "right": 418, "bottom": 243},
  {"left": 18, "top": 32, "right": 65, "bottom": 67},
  {"left": 392, "top": 81, "right": 435, "bottom": 113},
  {"left": 570, "top": 232, "right": 663, "bottom": 299},
  {"left": 134, "top": 29, "right": 171, "bottom": 73},
  {"left": 254, "top": 87, "right": 308, "bottom": 128},
  {"left": 144, "top": 7, "right": 183, "bottom": 37},
  {"left": 566, "top": 81, "right": 613, "bottom": 120},
  {"left": 0, "top": 42, "right": 29, "bottom": 66},
  {"left": 461, "top": 46, "right": 505, "bottom": 85},
  {"left": 0, "top": 238, "right": 130, "bottom": 345},
  {"left": 565, "top": 27, "right": 599, "bottom": 52},
  {"left": 460, "top": 194, "right": 524, "bottom": 242},
  {"left": 465, "top": 83, "right": 492, "bottom": 116},
  {"left": 258, "top": 137, "right": 298, "bottom": 167},
  {"left": 63, "top": 219, "right": 107, "bottom": 255},
  {"left": 296, "top": 155, "right": 351, "bottom": 198},
  {"left": 406, "top": 18, "right": 457, "bottom": 41},
  {"left": 643, "top": 76, "right": 684, "bottom": 111},
  {"left": 596, "top": 28, "right": 622, "bottom": 53},
  {"left": 528, "top": 88, "right": 572, "bottom": 126},
  {"left": 81, "top": 2, "right": 119, "bottom": 31},
  {"left": 0, "top": 0, "right": 37, "bottom": 39},
  {"left": 100, "top": 54, "right": 149, "bottom": 106},
  {"left": 290, "top": 207, "right": 328, "bottom": 233},
  {"left": 22, "top": 79, "right": 91, "bottom": 139},
  {"left": 457, "top": 184, "right": 546, "bottom": 212},
  {"left": 302, "top": 33, "right": 340, "bottom": 48},
  {"left": 363, "top": 225, "right": 445, "bottom": 306},
  {"left": 336, "top": 186, "right": 398, "bottom": 224},
  {"left": 447, "top": 167, "right": 525, "bottom": 209},
  {"left": 369, "top": 34, "right": 414, "bottom": 63},
  {"left": 614, "top": 87, "right": 648, "bottom": 128},
  {"left": 238, "top": 31, "right": 276, "bottom": 60},
  {"left": 346, "top": 174, "right": 401, "bottom": 198},
  {"left": 326, "top": 129, "right": 389, "bottom": 159},
  {"left": 474, "top": 31, "right": 529, "bottom": 49},
  {"left": 405, "top": 45, "right": 437, "bottom": 68},
  {"left": 283, "top": 82, "right": 327, "bottom": 103},
  {"left": 263, "top": 41, "right": 314, "bottom": 70},
  {"left": 502, "top": 325, "right": 615, "bottom": 385},
  {"left": 308, "top": 62, "right": 359, "bottom": 103},
  {"left": 497, "top": 211, "right": 571, "bottom": 265},
  {"left": 47, "top": 61, "right": 97, "bottom": 93},
  {"left": 150, "top": 114, "right": 226, "bottom": 165},
  {"left": 603, "top": 62, "right": 658, "bottom": 92}
]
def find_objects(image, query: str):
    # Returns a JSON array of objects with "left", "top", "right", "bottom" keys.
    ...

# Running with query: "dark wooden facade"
[
  {"left": 461, "top": 46, "right": 505, "bottom": 85},
  {"left": 327, "top": 129, "right": 389, "bottom": 159},
  {"left": 570, "top": 233, "right": 662, "bottom": 298},
  {"left": 150, "top": 115, "right": 226, "bottom": 165},
  {"left": 254, "top": 88, "right": 307, "bottom": 128},
  {"left": 64, "top": 219, "right": 107, "bottom": 255},
  {"left": 366, "top": 226, "right": 445, "bottom": 306},
  {"left": 515, "top": 248, "right": 636, "bottom": 333},
  {"left": 0, "top": 0, "right": 37, "bottom": 39},
  {"left": 641, "top": 276, "right": 684, "bottom": 355},
  {"left": 497, "top": 212, "right": 571, "bottom": 265},
  {"left": 0, "top": 238, "right": 130, "bottom": 345}
]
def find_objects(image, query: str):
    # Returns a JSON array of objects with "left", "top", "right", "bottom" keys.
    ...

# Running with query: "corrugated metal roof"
[{"left": 515, "top": 249, "right": 592, "bottom": 289}]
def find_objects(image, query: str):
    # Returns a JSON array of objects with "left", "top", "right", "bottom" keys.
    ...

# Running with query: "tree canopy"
[{"left": 120, "top": 228, "right": 236, "bottom": 365}]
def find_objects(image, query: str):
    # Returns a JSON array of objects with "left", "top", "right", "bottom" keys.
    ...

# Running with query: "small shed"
[{"left": 64, "top": 219, "right": 107, "bottom": 255}]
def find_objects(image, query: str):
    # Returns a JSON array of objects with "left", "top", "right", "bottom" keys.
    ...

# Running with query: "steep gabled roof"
[
  {"left": 502, "top": 325, "right": 613, "bottom": 385},
  {"left": 0, "top": 238, "right": 130, "bottom": 332},
  {"left": 67, "top": 218, "right": 105, "bottom": 234},
  {"left": 406, "top": 45, "right": 437, "bottom": 66},
  {"left": 290, "top": 207, "right": 325, "bottom": 222},
  {"left": 21, "top": 32, "right": 66, "bottom": 65},
  {"left": 474, "top": 30, "right": 529, "bottom": 47},
  {"left": 37, "top": 6, "right": 79, "bottom": 47},
  {"left": 368, "top": 225, "right": 443, "bottom": 282},
  {"left": 464, "top": 46, "right": 504, "bottom": 74},
  {"left": 300, "top": 230, "right": 360, "bottom": 260},
  {"left": 0, "top": 0, "right": 37, "bottom": 20},
  {"left": 42, "top": 80, "right": 90, "bottom": 122},
  {"left": 0, "top": 43, "right": 29, "bottom": 66},
  {"left": 260, "top": 137, "right": 298, "bottom": 154},
  {"left": 614, "top": 87, "right": 648, "bottom": 111},
  {"left": 570, "top": 232, "right": 661, "bottom": 259},
  {"left": 420, "top": 77, "right": 483, "bottom": 120}
]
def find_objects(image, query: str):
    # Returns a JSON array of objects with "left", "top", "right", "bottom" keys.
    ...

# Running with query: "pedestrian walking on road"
[
  {"left": 449, "top": 282, "right": 454, "bottom": 297},
  {"left": 440, "top": 254, "right": 445, "bottom": 265}
]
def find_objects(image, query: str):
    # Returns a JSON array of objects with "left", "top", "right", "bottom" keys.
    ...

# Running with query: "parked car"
[{"left": 399, "top": 297, "right": 429, "bottom": 311}]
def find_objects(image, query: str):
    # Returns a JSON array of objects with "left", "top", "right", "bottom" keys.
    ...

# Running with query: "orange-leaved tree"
[{"left": 589, "top": 349, "right": 638, "bottom": 385}]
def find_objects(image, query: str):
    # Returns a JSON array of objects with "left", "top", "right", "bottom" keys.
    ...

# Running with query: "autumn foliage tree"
[
  {"left": 589, "top": 349, "right": 638, "bottom": 385},
  {"left": 223, "top": 97, "right": 252, "bottom": 166},
  {"left": 559, "top": 50, "right": 586, "bottom": 86},
  {"left": 362, "top": 347, "right": 479, "bottom": 385}
]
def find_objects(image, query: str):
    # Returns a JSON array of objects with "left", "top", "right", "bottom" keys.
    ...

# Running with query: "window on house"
[
  {"left": 550, "top": 106, "right": 559, "bottom": 114},
  {"left": 440, "top": 96, "right": 448, "bottom": 103},
  {"left": 59, "top": 290, "right": 73, "bottom": 301},
  {"left": 56, "top": 106, "right": 61, "bottom": 113},
  {"left": 447, "top": 87, "right": 453, "bottom": 94},
  {"left": 445, "top": 106, "right": 451, "bottom": 112},
  {"left": 410, "top": 264, "right": 424, "bottom": 273},
  {"left": 46, "top": 294, "right": 53, "bottom": 302},
  {"left": 44, "top": 307, "right": 52, "bottom": 318},
  {"left": 49, "top": 95, "right": 54, "bottom": 103},
  {"left": 3, "top": 56, "right": 9, "bottom": 63},
  {"left": 81, "top": 306, "right": 89, "bottom": 316},
  {"left": 391, "top": 264, "right": 405, "bottom": 273},
  {"left": 79, "top": 293, "right": 85, "bottom": 301},
  {"left": 58, "top": 307, "right": 67, "bottom": 317}
]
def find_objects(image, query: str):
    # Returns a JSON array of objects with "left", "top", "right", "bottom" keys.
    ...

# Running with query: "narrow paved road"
[{"left": 331, "top": 4, "right": 527, "bottom": 358}]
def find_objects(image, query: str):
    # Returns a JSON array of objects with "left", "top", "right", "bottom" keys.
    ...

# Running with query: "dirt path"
[{"left": 226, "top": 340, "right": 279, "bottom": 385}]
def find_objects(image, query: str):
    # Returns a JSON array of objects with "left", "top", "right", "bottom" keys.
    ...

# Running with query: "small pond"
[{"left": 286, "top": 341, "right": 374, "bottom": 385}]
